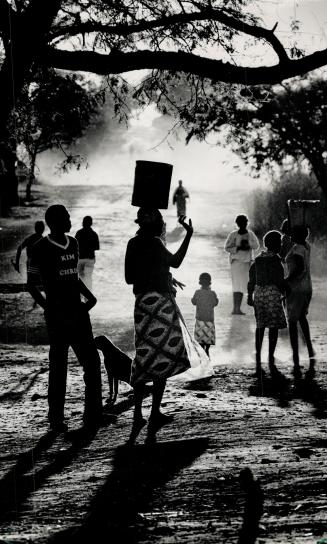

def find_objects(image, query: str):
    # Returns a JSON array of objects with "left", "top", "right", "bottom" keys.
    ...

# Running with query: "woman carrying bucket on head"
[{"left": 125, "top": 207, "right": 193, "bottom": 441}]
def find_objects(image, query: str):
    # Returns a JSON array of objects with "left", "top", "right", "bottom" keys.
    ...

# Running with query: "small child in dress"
[{"left": 191, "top": 272, "right": 219, "bottom": 357}]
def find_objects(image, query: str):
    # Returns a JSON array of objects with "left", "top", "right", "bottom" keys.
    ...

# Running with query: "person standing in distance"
[
  {"left": 172, "top": 180, "right": 190, "bottom": 218},
  {"left": 75, "top": 216, "right": 100, "bottom": 292},
  {"left": 28, "top": 205, "right": 103, "bottom": 433},
  {"left": 224, "top": 214, "right": 259, "bottom": 315},
  {"left": 12, "top": 220, "right": 45, "bottom": 309}
]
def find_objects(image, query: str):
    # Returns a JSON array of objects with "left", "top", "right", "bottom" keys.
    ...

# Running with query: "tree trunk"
[
  {"left": 25, "top": 150, "right": 37, "bottom": 201},
  {"left": 0, "top": 139, "right": 19, "bottom": 215},
  {"left": 0, "top": 0, "right": 62, "bottom": 215}
]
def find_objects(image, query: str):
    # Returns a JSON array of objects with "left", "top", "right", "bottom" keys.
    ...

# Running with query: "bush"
[{"left": 245, "top": 171, "right": 327, "bottom": 239}]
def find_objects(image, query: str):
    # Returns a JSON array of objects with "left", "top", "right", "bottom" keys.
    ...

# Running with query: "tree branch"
[
  {"left": 50, "top": 8, "right": 288, "bottom": 62},
  {"left": 43, "top": 47, "right": 327, "bottom": 86}
]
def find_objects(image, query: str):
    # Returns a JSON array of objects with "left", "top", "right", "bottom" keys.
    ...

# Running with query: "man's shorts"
[{"left": 286, "top": 289, "right": 312, "bottom": 322}]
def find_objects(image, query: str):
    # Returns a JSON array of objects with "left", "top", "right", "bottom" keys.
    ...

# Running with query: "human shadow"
[
  {"left": 292, "top": 366, "right": 327, "bottom": 418},
  {"left": 104, "top": 385, "right": 152, "bottom": 415},
  {"left": 0, "top": 366, "right": 47, "bottom": 403},
  {"left": 249, "top": 362, "right": 291, "bottom": 408},
  {"left": 221, "top": 314, "right": 253, "bottom": 356},
  {"left": 0, "top": 429, "right": 98, "bottom": 523},
  {"left": 183, "top": 376, "right": 214, "bottom": 391},
  {"left": 48, "top": 437, "right": 209, "bottom": 543},
  {"left": 238, "top": 468, "right": 264, "bottom": 544}
]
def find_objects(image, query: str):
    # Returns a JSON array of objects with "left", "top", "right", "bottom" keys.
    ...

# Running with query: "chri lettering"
[{"left": 59, "top": 267, "right": 78, "bottom": 276}]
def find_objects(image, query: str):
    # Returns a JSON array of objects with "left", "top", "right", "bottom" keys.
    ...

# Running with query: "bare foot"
[{"left": 128, "top": 417, "right": 147, "bottom": 445}]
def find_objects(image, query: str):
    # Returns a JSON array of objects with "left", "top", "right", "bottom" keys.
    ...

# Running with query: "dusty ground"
[{"left": 1, "top": 184, "right": 327, "bottom": 544}]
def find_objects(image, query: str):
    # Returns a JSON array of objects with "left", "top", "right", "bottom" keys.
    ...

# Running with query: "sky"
[{"left": 38, "top": 0, "right": 327, "bottom": 194}]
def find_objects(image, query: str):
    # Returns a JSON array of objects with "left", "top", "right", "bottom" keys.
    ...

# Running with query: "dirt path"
[{"left": 1, "top": 185, "right": 327, "bottom": 543}]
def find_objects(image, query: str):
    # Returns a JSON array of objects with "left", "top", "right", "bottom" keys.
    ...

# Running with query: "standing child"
[
  {"left": 191, "top": 273, "right": 219, "bottom": 357},
  {"left": 285, "top": 225, "right": 314, "bottom": 375},
  {"left": 247, "top": 230, "right": 287, "bottom": 375}
]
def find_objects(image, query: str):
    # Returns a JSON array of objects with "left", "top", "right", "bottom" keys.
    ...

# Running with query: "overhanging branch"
[
  {"left": 50, "top": 8, "right": 288, "bottom": 62},
  {"left": 44, "top": 47, "right": 327, "bottom": 86}
]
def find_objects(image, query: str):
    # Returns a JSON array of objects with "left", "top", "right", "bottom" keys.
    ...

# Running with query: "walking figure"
[
  {"left": 28, "top": 205, "right": 103, "bottom": 433},
  {"left": 247, "top": 231, "right": 287, "bottom": 375},
  {"left": 225, "top": 214, "right": 259, "bottom": 315},
  {"left": 12, "top": 220, "right": 45, "bottom": 309},
  {"left": 172, "top": 180, "right": 189, "bottom": 217},
  {"left": 191, "top": 272, "right": 218, "bottom": 357},
  {"left": 75, "top": 215, "right": 100, "bottom": 292}
]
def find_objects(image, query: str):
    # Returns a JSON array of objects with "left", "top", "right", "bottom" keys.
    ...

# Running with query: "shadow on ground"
[
  {"left": 48, "top": 437, "right": 209, "bottom": 543},
  {"left": 249, "top": 362, "right": 327, "bottom": 416},
  {"left": 0, "top": 366, "right": 48, "bottom": 403},
  {"left": 0, "top": 430, "right": 99, "bottom": 523}
]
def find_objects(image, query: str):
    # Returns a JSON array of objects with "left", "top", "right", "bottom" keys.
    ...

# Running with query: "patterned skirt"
[
  {"left": 194, "top": 320, "right": 216, "bottom": 345},
  {"left": 131, "top": 291, "right": 191, "bottom": 386},
  {"left": 254, "top": 285, "right": 287, "bottom": 329}
]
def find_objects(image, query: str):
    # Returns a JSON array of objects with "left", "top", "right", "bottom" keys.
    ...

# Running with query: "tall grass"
[
  {"left": 244, "top": 171, "right": 327, "bottom": 276},
  {"left": 245, "top": 171, "right": 327, "bottom": 239}
]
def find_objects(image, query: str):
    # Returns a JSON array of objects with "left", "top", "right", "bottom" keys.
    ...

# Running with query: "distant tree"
[
  {"left": 13, "top": 69, "right": 103, "bottom": 200},
  {"left": 160, "top": 76, "right": 327, "bottom": 198},
  {"left": 219, "top": 77, "right": 327, "bottom": 199}
]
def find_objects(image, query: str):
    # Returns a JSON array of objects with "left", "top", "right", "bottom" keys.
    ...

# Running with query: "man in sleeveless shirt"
[{"left": 28, "top": 205, "right": 102, "bottom": 432}]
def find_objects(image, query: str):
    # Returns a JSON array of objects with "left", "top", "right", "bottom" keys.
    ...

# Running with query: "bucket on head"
[
  {"left": 131, "top": 160, "right": 173, "bottom": 209},
  {"left": 287, "top": 199, "right": 320, "bottom": 228}
]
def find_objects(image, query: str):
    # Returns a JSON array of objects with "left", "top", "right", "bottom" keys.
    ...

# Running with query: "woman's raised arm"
[{"left": 169, "top": 215, "right": 193, "bottom": 268}]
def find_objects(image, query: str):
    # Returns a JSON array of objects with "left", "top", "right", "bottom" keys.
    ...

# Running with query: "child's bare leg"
[
  {"left": 268, "top": 328, "right": 278, "bottom": 365},
  {"left": 255, "top": 327, "right": 265, "bottom": 371},
  {"left": 299, "top": 315, "right": 314, "bottom": 358},
  {"left": 289, "top": 321, "right": 300, "bottom": 367}
]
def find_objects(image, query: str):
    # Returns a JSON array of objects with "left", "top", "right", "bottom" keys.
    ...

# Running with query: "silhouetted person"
[
  {"left": 248, "top": 231, "right": 287, "bottom": 375},
  {"left": 172, "top": 180, "right": 189, "bottom": 217},
  {"left": 285, "top": 225, "right": 315, "bottom": 374},
  {"left": 75, "top": 215, "right": 100, "bottom": 292},
  {"left": 191, "top": 272, "right": 218, "bottom": 357},
  {"left": 279, "top": 218, "right": 293, "bottom": 262},
  {"left": 28, "top": 204, "right": 103, "bottom": 433},
  {"left": 125, "top": 208, "right": 193, "bottom": 442},
  {"left": 12, "top": 221, "right": 45, "bottom": 309},
  {"left": 225, "top": 214, "right": 259, "bottom": 315}
]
